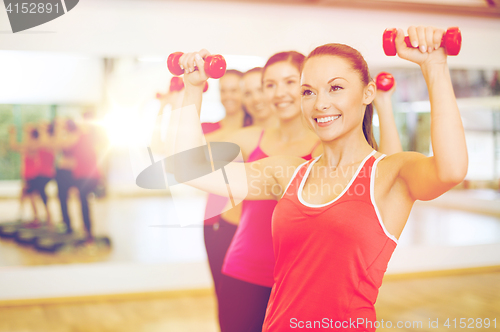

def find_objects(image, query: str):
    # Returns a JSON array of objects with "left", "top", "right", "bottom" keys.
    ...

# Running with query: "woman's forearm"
[
  {"left": 374, "top": 98, "right": 403, "bottom": 155},
  {"left": 422, "top": 63, "right": 468, "bottom": 183},
  {"left": 174, "top": 85, "right": 206, "bottom": 155}
]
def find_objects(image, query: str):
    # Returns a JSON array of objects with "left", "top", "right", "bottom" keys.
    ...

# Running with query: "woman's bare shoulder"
[
  {"left": 378, "top": 151, "right": 427, "bottom": 173},
  {"left": 376, "top": 151, "right": 428, "bottom": 194}
]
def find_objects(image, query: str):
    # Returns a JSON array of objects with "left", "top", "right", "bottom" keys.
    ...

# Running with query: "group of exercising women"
[
  {"left": 156, "top": 26, "right": 467, "bottom": 331},
  {"left": 8, "top": 112, "right": 103, "bottom": 243}
]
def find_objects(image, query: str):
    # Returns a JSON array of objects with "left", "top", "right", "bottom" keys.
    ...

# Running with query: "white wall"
[
  {"left": 0, "top": 0, "right": 499, "bottom": 70},
  {"left": 0, "top": 51, "right": 103, "bottom": 104}
]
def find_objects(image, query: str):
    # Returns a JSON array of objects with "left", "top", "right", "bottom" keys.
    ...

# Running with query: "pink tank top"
[
  {"left": 71, "top": 132, "right": 100, "bottom": 179},
  {"left": 23, "top": 152, "right": 39, "bottom": 180},
  {"left": 201, "top": 122, "right": 221, "bottom": 134},
  {"left": 222, "top": 131, "right": 319, "bottom": 287},
  {"left": 37, "top": 148, "right": 55, "bottom": 178},
  {"left": 202, "top": 122, "right": 228, "bottom": 225},
  {"left": 263, "top": 151, "right": 398, "bottom": 331}
]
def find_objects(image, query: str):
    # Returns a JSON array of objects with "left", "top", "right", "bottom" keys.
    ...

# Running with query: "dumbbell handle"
[{"left": 402, "top": 36, "right": 445, "bottom": 50}]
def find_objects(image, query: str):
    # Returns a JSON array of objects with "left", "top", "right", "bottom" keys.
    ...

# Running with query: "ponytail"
[
  {"left": 243, "top": 109, "right": 253, "bottom": 127},
  {"left": 363, "top": 104, "right": 378, "bottom": 150}
]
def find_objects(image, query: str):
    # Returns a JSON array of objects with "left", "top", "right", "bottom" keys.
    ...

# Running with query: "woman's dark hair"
[
  {"left": 65, "top": 119, "right": 77, "bottom": 132},
  {"left": 304, "top": 44, "right": 378, "bottom": 150},
  {"left": 262, "top": 51, "right": 305, "bottom": 80},
  {"left": 243, "top": 67, "right": 262, "bottom": 77},
  {"left": 47, "top": 121, "right": 55, "bottom": 136},
  {"left": 223, "top": 69, "right": 243, "bottom": 78},
  {"left": 30, "top": 128, "right": 39, "bottom": 139},
  {"left": 242, "top": 112, "right": 253, "bottom": 127}
]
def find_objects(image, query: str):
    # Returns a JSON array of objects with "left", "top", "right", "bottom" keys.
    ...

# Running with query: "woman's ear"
[{"left": 363, "top": 81, "right": 376, "bottom": 105}]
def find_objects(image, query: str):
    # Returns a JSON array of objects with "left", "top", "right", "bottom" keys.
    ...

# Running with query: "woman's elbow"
[{"left": 438, "top": 159, "right": 468, "bottom": 186}]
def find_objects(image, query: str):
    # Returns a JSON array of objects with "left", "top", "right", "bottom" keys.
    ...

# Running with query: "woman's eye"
[
  {"left": 287, "top": 80, "right": 296, "bottom": 85},
  {"left": 301, "top": 89, "right": 313, "bottom": 96},
  {"left": 265, "top": 83, "right": 275, "bottom": 89},
  {"left": 330, "top": 85, "right": 343, "bottom": 92}
]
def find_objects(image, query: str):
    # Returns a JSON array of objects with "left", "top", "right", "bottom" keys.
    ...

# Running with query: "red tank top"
[
  {"left": 23, "top": 152, "right": 39, "bottom": 180},
  {"left": 222, "top": 131, "right": 319, "bottom": 287},
  {"left": 263, "top": 151, "right": 398, "bottom": 331},
  {"left": 37, "top": 148, "right": 55, "bottom": 178},
  {"left": 202, "top": 121, "right": 228, "bottom": 225},
  {"left": 71, "top": 131, "right": 100, "bottom": 179}
]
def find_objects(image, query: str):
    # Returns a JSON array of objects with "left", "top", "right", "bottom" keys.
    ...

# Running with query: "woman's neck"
[
  {"left": 319, "top": 130, "right": 373, "bottom": 168},
  {"left": 253, "top": 115, "right": 279, "bottom": 129},
  {"left": 277, "top": 113, "right": 311, "bottom": 142},
  {"left": 220, "top": 109, "right": 245, "bottom": 129}
]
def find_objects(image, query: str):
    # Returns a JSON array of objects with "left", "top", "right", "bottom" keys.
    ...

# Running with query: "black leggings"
[
  {"left": 56, "top": 170, "right": 97, "bottom": 236},
  {"left": 218, "top": 274, "right": 272, "bottom": 332},
  {"left": 26, "top": 176, "right": 52, "bottom": 205},
  {"left": 56, "top": 169, "right": 74, "bottom": 232},
  {"left": 74, "top": 177, "right": 98, "bottom": 237},
  {"left": 203, "top": 216, "right": 238, "bottom": 304}
]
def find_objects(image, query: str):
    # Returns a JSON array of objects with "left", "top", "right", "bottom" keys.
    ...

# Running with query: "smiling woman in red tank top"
[
  {"left": 217, "top": 55, "right": 323, "bottom": 332},
  {"left": 176, "top": 50, "right": 401, "bottom": 332},
  {"left": 174, "top": 26, "right": 468, "bottom": 332}
]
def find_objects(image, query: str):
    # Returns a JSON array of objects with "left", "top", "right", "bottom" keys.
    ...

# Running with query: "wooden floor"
[
  {"left": 376, "top": 272, "right": 500, "bottom": 331},
  {"left": 0, "top": 272, "right": 499, "bottom": 332}
]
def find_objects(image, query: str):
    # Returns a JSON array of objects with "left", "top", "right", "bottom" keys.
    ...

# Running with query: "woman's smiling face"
[
  {"left": 300, "top": 55, "right": 375, "bottom": 142},
  {"left": 219, "top": 73, "right": 243, "bottom": 115},
  {"left": 242, "top": 71, "right": 271, "bottom": 121},
  {"left": 262, "top": 61, "right": 302, "bottom": 121}
]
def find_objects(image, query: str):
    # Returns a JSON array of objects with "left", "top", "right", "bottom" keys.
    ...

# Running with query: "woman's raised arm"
[
  {"left": 8, "top": 126, "right": 21, "bottom": 151},
  {"left": 373, "top": 81, "right": 403, "bottom": 155},
  {"left": 395, "top": 26, "right": 468, "bottom": 201},
  {"left": 167, "top": 50, "right": 303, "bottom": 202}
]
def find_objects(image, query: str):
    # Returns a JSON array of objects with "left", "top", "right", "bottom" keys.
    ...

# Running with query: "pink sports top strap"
[
  {"left": 256, "top": 130, "right": 265, "bottom": 147},
  {"left": 310, "top": 140, "right": 321, "bottom": 153}
]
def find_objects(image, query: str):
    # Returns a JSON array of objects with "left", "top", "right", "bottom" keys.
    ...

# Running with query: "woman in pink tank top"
[
  {"left": 33, "top": 122, "right": 56, "bottom": 224},
  {"left": 9, "top": 125, "right": 40, "bottom": 223},
  {"left": 10, "top": 124, "right": 54, "bottom": 227},
  {"left": 176, "top": 26, "right": 467, "bottom": 332},
  {"left": 206, "top": 67, "right": 281, "bottom": 328}
]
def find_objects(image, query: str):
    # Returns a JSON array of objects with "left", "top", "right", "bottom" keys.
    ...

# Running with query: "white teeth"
[
  {"left": 316, "top": 115, "right": 340, "bottom": 123},
  {"left": 277, "top": 102, "right": 290, "bottom": 108}
]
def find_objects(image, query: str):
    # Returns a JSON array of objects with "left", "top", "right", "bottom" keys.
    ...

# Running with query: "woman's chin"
[
  {"left": 313, "top": 128, "right": 340, "bottom": 143},
  {"left": 277, "top": 109, "right": 301, "bottom": 122}
]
